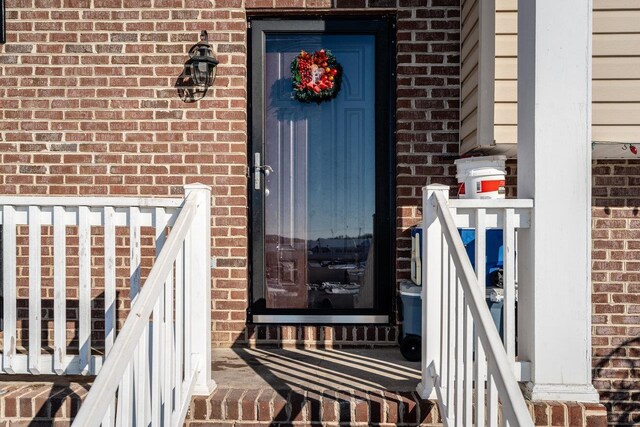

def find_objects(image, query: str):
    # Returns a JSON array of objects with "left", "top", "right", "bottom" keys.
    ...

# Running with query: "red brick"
[
  {"left": 256, "top": 389, "right": 274, "bottom": 422},
  {"left": 192, "top": 398, "right": 209, "bottom": 419},
  {"left": 321, "top": 391, "right": 337, "bottom": 422},
  {"left": 550, "top": 402, "right": 566, "bottom": 426},
  {"left": 568, "top": 403, "right": 584, "bottom": 427},
  {"left": 209, "top": 388, "right": 228, "bottom": 420},
  {"left": 398, "top": 391, "right": 418, "bottom": 424},
  {"left": 239, "top": 389, "right": 259, "bottom": 421},
  {"left": 289, "top": 391, "right": 306, "bottom": 422},
  {"left": 306, "top": 391, "right": 322, "bottom": 422},
  {"left": 272, "top": 392, "right": 288, "bottom": 422}
]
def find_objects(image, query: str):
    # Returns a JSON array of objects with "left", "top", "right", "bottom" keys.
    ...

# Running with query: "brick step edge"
[
  {"left": 185, "top": 388, "right": 609, "bottom": 427},
  {"left": 0, "top": 381, "right": 88, "bottom": 423},
  {"left": 0, "top": 383, "right": 608, "bottom": 426},
  {"left": 186, "top": 388, "right": 440, "bottom": 426}
]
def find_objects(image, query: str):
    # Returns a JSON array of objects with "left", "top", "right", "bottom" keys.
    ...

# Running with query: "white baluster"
[
  {"left": 163, "top": 260, "right": 175, "bottom": 423},
  {"left": 129, "top": 207, "right": 141, "bottom": 300},
  {"left": 463, "top": 299, "right": 473, "bottom": 426},
  {"left": 174, "top": 244, "right": 184, "bottom": 407},
  {"left": 101, "top": 397, "right": 116, "bottom": 427},
  {"left": 152, "top": 208, "right": 167, "bottom": 426},
  {"left": 53, "top": 206, "right": 67, "bottom": 375},
  {"left": 475, "top": 208, "right": 487, "bottom": 426},
  {"left": 129, "top": 206, "right": 144, "bottom": 423},
  {"left": 28, "top": 206, "right": 42, "bottom": 375},
  {"left": 2, "top": 205, "right": 17, "bottom": 373},
  {"left": 454, "top": 277, "right": 464, "bottom": 426},
  {"left": 446, "top": 255, "right": 455, "bottom": 421},
  {"left": 137, "top": 322, "right": 150, "bottom": 427},
  {"left": 488, "top": 368, "right": 499, "bottom": 427},
  {"left": 475, "top": 335, "right": 487, "bottom": 426},
  {"left": 183, "top": 230, "right": 192, "bottom": 384},
  {"left": 116, "top": 363, "right": 133, "bottom": 427},
  {"left": 503, "top": 208, "right": 516, "bottom": 363},
  {"left": 439, "top": 235, "right": 450, "bottom": 411},
  {"left": 78, "top": 206, "right": 92, "bottom": 375},
  {"left": 103, "top": 206, "right": 116, "bottom": 354},
  {"left": 103, "top": 206, "right": 116, "bottom": 425}
]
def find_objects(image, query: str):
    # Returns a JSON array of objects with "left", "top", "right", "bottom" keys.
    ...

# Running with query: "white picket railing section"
[
  {"left": 1, "top": 195, "right": 183, "bottom": 375},
  {"left": 0, "top": 184, "right": 214, "bottom": 426},
  {"left": 418, "top": 184, "right": 534, "bottom": 427}
]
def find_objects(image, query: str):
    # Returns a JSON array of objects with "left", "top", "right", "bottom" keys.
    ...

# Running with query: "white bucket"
[{"left": 454, "top": 155, "right": 507, "bottom": 199}]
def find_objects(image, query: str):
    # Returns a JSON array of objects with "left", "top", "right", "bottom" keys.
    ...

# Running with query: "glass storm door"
[{"left": 249, "top": 19, "right": 393, "bottom": 323}]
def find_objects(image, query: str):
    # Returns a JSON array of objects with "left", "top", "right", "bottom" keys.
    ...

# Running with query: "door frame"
[{"left": 247, "top": 16, "right": 396, "bottom": 324}]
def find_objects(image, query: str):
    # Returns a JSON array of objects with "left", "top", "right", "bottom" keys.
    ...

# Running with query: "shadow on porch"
[{"left": 185, "top": 347, "right": 440, "bottom": 426}]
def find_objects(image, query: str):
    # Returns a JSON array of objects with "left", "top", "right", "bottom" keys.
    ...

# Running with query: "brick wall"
[
  {"left": 592, "top": 159, "right": 640, "bottom": 427},
  {"left": 0, "top": 0, "right": 250, "bottom": 350},
  {"left": 502, "top": 159, "right": 639, "bottom": 425},
  {"left": 0, "top": 0, "right": 460, "bottom": 348}
]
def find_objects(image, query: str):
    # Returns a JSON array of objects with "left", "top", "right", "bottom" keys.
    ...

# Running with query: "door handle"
[
  {"left": 256, "top": 164, "right": 273, "bottom": 175},
  {"left": 253, "top": 152, "right": 274, "bottom": 191}
]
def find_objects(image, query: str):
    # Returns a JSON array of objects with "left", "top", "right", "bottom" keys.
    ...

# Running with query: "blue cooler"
[
  {"left": 458, "top": 228, "right": 503, "bottom": 286},
  {"left": 399, "top": 281, "right": 422, "bottom": 361},
  {"left": 459, "top": 229, "right": 507, "bottom": 338}
]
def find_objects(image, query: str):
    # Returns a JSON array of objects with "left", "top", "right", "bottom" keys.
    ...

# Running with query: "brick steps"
[
  {"left": 184, "top": 387, "right": 610, "bottom": 427},
  {"left": 0, "top": 381, "right": 610, "bottom": 426},
  {"left": 185, "top": 387, "right": 441, "bottom": 426},
  {"left": 0, "top": 379, "right": 89, "bottom": 426}
]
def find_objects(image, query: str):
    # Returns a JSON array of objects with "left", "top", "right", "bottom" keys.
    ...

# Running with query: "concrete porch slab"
[{"left": 212, "top": 347, "right": 422, "bottom": 393}]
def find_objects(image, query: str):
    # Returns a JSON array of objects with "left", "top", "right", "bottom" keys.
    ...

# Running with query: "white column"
[
  {"left": 417, "top": 184, "right": 449, "bottom": 399},
  {"left": 517, "top": 0, "right": 599, "bottom": 402},
  {"left": 184, "top": 183, "right": 216, "bottom": 396}
]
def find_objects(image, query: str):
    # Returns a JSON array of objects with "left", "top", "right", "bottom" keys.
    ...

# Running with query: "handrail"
[
  {"left": 72, "top": 193, "right": 199, "bottom": 427},
  {"left": 70, "top": 184, "right": 215, "bottom": 426},
  {"left": 434, "top": 191, "right": 533, "bottom": 426}
]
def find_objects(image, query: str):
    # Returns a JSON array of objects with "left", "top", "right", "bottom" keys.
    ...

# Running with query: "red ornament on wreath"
[{"left": 291, "top": 49, "right": 342, "bottom": 103}]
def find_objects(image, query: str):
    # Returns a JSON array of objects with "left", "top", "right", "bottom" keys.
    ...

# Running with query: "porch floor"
[
  {"left": 212, "top": 347, "right": 421, "bottom": 392},
  {"left": 185, "top": 347, "right": 441, "bottom": 426}
]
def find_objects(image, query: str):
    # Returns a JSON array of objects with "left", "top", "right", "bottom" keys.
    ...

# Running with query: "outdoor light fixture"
[
  {"left": 176, "top": 30, "right": 219, "bottom": 102},
  {"left": 188, "top": 30, "right": 219, "bottom": 87}
]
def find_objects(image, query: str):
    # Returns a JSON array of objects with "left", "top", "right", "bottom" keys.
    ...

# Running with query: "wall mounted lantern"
[
  {"left": 176, "top": 30, "right": 219, "bottom": 102},
  {"left": 188, "top": 30, "right": 219, "bottom": 87}
]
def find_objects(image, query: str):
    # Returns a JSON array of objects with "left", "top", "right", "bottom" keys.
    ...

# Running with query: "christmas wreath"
[{"left": 291, "top": 49, "right": 342, "bottom": 103}]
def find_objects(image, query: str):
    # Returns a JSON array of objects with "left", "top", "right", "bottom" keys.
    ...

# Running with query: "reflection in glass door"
[{"left": 250, "top": 20, "right": 393, "bottom": 323}]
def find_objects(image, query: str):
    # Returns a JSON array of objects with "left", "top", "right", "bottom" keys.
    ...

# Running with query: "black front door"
[{"left": 249, "top": 18, "right": 394, "bottom": 324}]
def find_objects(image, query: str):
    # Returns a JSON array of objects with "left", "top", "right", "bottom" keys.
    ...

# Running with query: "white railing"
[
  {"left": 0, "top": 184, "right": 214, "bottom": 426},
  {"left": 73, "top": 184, "right": 215, "bottom": 426},
  {"left": 417, "top": 184, "right": 534, "bottom": 427}
]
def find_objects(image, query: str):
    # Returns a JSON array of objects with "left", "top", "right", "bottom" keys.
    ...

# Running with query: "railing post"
[
  {"left": 417, "top": 184, "right": 449, "bottom": 399},
  {"left": 184, "top": 184, "right": 216, "bottom": 396}
]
